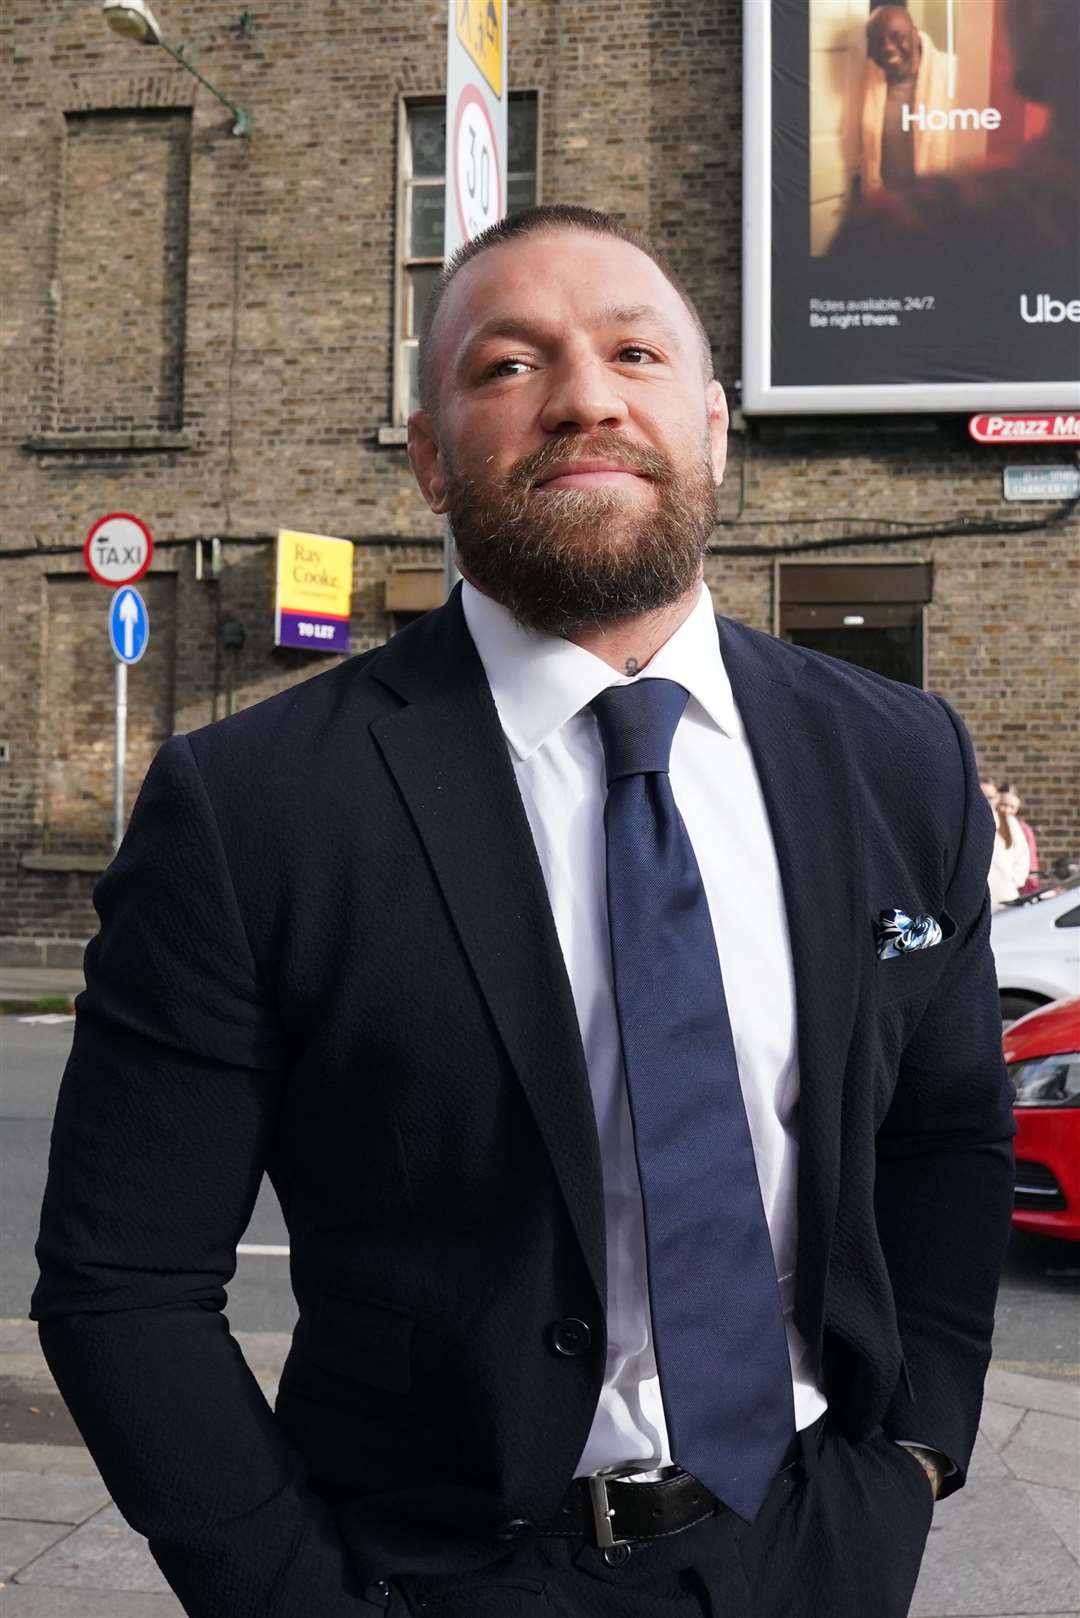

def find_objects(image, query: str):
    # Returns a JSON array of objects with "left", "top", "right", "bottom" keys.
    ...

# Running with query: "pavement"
[
  {"left": 0, "top": 1317, "right": 1076, "bottom": 1617},
  {"left": 3, "top": 969, "right": 1077, "bottom": 1613},
  {"left": 0, "top": 969, "right": 84, "bottom": 1014}
]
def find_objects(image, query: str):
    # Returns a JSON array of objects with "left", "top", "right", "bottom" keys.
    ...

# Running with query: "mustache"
[{"left": 504, "top": 431, "right": 675, "bottom": 492}]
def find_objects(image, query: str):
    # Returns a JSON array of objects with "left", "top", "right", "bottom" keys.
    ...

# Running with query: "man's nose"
[{"left": 538, "top": 355, "right": 629, "bottom": 437}]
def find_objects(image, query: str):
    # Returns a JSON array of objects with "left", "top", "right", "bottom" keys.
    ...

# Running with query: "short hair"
[{"left": 416, "top": 204, "right": 714, "bottom": 413}]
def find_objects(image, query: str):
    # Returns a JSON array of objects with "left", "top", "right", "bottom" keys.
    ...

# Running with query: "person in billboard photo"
[
  {"left": 821, "top": 0, "right": 1080, "bottom": 278},
  {"left": 809, "top": 0, "right": 958, "bottom": 256},
  {"left": 860, "top": 5, "right": 954, "bottom": 196},
  {"left": 33, "top": 207, "right": 1016, "bottom": 1618}
]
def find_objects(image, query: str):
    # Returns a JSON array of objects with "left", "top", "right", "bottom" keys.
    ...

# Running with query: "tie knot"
[{"left": 590, "top": 680, "right": 690, "bottom": 784}]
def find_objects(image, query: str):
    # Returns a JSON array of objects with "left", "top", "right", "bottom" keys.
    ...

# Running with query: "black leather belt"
[{"left": 543, "top": 1418, "right": 823, "bottom": 1547}]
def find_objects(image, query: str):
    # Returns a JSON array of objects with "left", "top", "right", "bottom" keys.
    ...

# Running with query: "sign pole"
[
  {"left": 84, "top": 518, "right": 153, "bottom": 855},
  {"left": 105, "top": 583, "right": 150, "bottom": 852},
  {"left": 443, "top": 0, "right": 508, "bottom": 599},
  {"left": 113, "top": 659, "right": 127, "bottom": 853}
]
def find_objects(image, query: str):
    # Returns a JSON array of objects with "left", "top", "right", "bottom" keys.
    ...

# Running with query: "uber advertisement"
[{"left": 742, "top": 0, "right": 1080, "bottom": 413}]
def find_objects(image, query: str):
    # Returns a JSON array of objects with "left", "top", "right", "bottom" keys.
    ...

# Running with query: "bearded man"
[{"left": 33, "top": 206, "right": 1014, "bottom": 1618}]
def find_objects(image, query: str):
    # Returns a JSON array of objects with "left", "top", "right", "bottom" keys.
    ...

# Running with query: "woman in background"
[
  {"left": 981, "top": 779, "right": 1031, "bottom": 908},
  {"left": 999, "top": 784, "right": 1041, "bottom": 894}
]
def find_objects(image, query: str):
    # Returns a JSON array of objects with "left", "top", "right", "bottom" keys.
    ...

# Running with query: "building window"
[{"left": 394, "top": 91, "right": 539, "bottom": 424}]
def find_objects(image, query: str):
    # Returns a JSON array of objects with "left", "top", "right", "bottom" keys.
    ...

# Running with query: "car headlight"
[{"left": 1007, "top": 1053, "right": 1080, "bottom": 1107}]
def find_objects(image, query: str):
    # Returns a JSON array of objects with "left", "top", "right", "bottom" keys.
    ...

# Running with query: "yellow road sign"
[{"left": 456, "top": 0, "right": 501, "bottom": 98}]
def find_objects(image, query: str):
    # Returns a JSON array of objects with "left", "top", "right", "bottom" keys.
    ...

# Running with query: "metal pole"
[
  {"left": 113, "top": 659, "right": 127, "bottom": 853},
  {"left": 157, "top": 39, "right": 252, "bottom": 136}
]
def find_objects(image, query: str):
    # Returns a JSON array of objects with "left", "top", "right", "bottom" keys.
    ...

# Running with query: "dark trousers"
[{"left": 372, "top": 1428, "right": 935, "bottom": 1618}]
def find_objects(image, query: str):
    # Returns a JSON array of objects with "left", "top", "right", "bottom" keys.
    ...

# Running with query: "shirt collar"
[{"left": 461, "top": 579, "right": 738, "bottom": 761}]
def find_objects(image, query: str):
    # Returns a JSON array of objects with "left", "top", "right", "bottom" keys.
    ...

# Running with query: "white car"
[{"left": 991, "top": 876, "right": 1080, "bottom": 1023}]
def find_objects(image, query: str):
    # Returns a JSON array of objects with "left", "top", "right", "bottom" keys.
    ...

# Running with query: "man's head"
[
  {"left": 407, "top": 206, "right": 727, "bottom": 637},
  {"left": 867, "top": 5, "right": 921, "bottom": 83}
]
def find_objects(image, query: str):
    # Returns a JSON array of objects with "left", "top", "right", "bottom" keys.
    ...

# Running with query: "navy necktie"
[{"left": 590, "top": 678, "right": 795, "bottom": 1522}]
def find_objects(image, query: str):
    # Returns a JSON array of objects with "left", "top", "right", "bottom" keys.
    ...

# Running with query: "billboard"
[{"left": 743, "top": 0, "right": 1080, "bottom": 414}]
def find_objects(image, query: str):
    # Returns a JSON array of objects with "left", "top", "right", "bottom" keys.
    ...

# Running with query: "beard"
[{"left": 443, "top": 428, "right": 719, "bottom": 637}]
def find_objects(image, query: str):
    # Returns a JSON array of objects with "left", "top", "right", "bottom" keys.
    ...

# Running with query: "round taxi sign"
[
  {"left": 83, "top": 513, "right": 154, "bottom": 587},
  {"left": 453, "top": 85, "right": 502, "bottom": 244}
]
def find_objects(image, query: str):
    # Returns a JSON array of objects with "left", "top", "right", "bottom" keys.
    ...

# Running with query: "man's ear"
[
  {"left": 407, "top": 411, "right": 449, "bottom": 514},
  {"left": 705, "top": 380, "right": 729, "bottom": 486}
]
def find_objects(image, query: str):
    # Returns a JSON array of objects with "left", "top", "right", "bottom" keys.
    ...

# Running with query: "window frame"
[{"left": 392, "top": 89, "right": 542, "bottom": 427}]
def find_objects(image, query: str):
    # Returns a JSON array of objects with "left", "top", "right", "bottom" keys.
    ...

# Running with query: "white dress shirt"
[{"left": 461, "top": 580, "right": 828, "bottom": 1477}]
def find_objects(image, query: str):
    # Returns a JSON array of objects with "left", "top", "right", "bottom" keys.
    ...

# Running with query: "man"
[
  {"left": 33, "top": 206, "right": 1015, "bottom": 1618},
  {"left": 860, "top": 4, "right": 953, "bottom": 193}
]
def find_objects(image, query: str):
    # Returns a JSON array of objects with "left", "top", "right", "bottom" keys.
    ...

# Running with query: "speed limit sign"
[{"left": 452, "top": 85, "right": 502, "bottom": 244}]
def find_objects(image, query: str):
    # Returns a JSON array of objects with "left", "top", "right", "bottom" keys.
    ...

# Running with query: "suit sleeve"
[
  {"left": 31, "top": 735, "right": 380, "bottom": 1618},
  {"left": 875, "top": 698, "right": 1016, "bottom": 1497}
]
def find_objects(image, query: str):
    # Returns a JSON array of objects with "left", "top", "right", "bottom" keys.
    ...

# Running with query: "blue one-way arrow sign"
[{"left": 108, "top": 586, "right": 150, "bottom": 665}]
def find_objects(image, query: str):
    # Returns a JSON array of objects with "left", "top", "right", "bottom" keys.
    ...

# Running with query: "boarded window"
[{"left": 58, "top": 110, "right": 191, "bottom": 432}]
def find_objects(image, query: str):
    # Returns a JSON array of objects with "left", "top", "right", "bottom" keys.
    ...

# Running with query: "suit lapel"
[
  {"left": 369, "top": 593, "right": 606, "bottom": 1309},
  {"left": 718, "top": 619, "right": 866, "bottom": 1355}
]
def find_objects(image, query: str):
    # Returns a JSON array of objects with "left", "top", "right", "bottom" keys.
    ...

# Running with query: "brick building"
[{"left": 1, "top": 0, "right": 1077, "bottom": 966}]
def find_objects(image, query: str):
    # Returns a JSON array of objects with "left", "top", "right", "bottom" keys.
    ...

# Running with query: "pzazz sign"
[{"left": 969, "top": 414, "right": 1080, "bottom": 444}]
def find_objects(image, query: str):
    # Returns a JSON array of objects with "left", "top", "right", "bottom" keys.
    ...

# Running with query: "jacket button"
[
  {"left": 497, "top": 1517, "right": 534, "bottom": 1541},
  {"left": 549, "top": 1317, "right": 592, "bottom": 1357}
]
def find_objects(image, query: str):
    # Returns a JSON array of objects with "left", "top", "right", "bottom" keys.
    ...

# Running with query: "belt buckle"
[{"left": 586, "top": 1472, "right": 630, "bottom": 1549}]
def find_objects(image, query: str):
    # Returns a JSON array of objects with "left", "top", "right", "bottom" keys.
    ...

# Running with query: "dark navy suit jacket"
[{"left": 33, "top": 588, "right": 1015, "bottom": 1617}]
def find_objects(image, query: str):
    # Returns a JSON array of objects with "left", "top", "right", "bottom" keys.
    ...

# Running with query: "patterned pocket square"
[{"left": 875, "top": 908, "right": 943, "bottom": 961}]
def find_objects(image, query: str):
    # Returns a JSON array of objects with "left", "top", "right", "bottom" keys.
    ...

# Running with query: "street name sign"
[
  {"left": 969, "top": 414, "right": 1080, "bottom": 445},
  {"left": 84, "top": 513, "right": 154, "bottom": 586},
  {"left": 108, "top": 586, "right": 150, "bottom": 665},
  {"left": 444, "top": 0, "right": 507, "bottom": 260},
  {"left": 1002, "top": 466, "right": 1080, "bottom": 502}
]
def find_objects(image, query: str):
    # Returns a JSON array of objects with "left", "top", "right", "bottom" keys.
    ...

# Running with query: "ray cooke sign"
[{"left": 274, "top": 530, "right": 354, "bottom": 653}]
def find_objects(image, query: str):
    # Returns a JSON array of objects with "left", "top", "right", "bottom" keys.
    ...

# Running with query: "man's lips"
[{"left": 533, "top": 462, "right": 649, "bottom": 491}]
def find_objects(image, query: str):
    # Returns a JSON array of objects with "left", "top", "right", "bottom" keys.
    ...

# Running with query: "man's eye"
[
  {"left": 485, "top": 357, "right": 532, "bottom": 378},
  {"left": 617, "top": 346, "right": 658, "bottom": 364}
]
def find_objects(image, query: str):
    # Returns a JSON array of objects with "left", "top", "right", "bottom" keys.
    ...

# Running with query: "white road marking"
[
  {"left": 17, "top": 1013, "right": 75, "bottom": 1025},
  {"left": 236, "top": 1244, "right": 291, "bottom": 1257}
]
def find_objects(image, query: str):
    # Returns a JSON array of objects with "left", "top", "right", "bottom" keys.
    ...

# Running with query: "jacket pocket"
[
  {"left": 300, "top": 1292, "right": 414, "bottom": 1392},
  {"left": 876, "top": 910, "right": 957, "bottom": 1006}
]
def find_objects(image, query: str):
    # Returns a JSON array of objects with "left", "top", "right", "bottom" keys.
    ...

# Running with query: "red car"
[{"left": 1003, "top": 996, "right": 1080, "bottom": 1241}]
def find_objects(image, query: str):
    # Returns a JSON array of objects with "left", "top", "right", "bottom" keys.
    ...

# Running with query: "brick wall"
[{"left": 0, "top": 0, "right": 1076, "bottom": 957}]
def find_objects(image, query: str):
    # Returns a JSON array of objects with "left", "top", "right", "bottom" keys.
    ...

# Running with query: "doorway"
[{"left": 776, "top": 562, "right": 932, "bottom": 688}]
